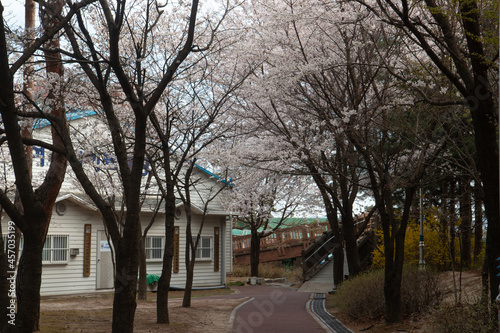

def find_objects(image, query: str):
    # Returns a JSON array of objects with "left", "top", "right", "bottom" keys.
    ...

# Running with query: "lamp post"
[{"left": 419, "top": 188, "right": 425, "bottom": 270}]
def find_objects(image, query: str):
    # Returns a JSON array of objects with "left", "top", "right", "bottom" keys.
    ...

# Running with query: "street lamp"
[{"left": 419, "top": 188, "right": 425, "bottom": 270}]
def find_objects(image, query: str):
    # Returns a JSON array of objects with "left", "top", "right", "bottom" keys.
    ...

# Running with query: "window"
[
  {"left": 145, "top": 236, "right": 164, "bottom": 260},
  {"left": 195, "top": 237, "right": 213, "bottom": 260},
  {"left": 43, "top": 235, "right": 69, "bottom": 263},
  {"left": 2, "top": 235, "right": 23, "bottom": 256}
]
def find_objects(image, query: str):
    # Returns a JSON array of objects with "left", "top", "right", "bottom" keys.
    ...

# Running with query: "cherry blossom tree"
[
  {"left": 58, "top": 0, "right": 246, "bottom": 328},
  {"left": 210, "top": 131, "right": 322, "bottom": 277},
  {"left": 0, "top": 1, "right": 93, "bottom": 331},
  {"left": 227, "top": 0, "right": 453, "bottom": 322},
  {"left": 52, "top": 0, "right": 212, "bottom": 330}
]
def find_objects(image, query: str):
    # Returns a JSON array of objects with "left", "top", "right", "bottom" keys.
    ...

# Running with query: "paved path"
[{"left": 215, "top": 285, "right": 331, "bottom": 333}]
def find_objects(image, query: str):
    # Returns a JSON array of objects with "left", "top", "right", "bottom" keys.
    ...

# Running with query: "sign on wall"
[
  {"left": 100, "top": 240, "right": 111, "bottom": 252},
  {"left": 174, "top": 226, "right": 180, "bottom": 273},
  {"left": 214, "top": 227, "right": 220, "bottom": 272},
  {"left": 83, "top": 224, "right": 91, "bottom": 277}
]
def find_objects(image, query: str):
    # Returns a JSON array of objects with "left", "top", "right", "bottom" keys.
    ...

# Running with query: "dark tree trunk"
[
  {"left": 333, "top": 247, "right": 344, "bottom": 286},
  {"left": 156, "top": 217, "right": 174, "bottom": 323},
  {"left": 383, "top": 268, "right": 403, "bottom": 323},
  {"left": 137, "top": 234, "right": 147, "bottom": 300},
  {"left": 112, "top": 231, "right": 140, "bottom": 333},
  {"left": 379, "top": 202, "right": 403, "bottom": 323},
  {"left": 380, "top": 185, "right": 416, "bottom": 324},
  {"left": 250, "top": 229, "right": 261, "bottom": 277},
  {"left": 183, "top": 262, "right": 195, "bottom": 307},
  {"left": 342, "top": 214, "right": 361, "bottom": 276},
  {"left": 459, "top": 0, "right": 500, "bottom": 302},
  {"left": 326, "top": 206, "right": 342, "bottom": 286},
  {"left": 0, "top": 215, "right": 10, "bottom": 332},
  {"left": 182, "top": 205, "right": 193, "bottom": 308},
  {"left": 473, "top": 181, "right": 483, "bottom": 260},
  {"left": 459, "top": 176, "right": 472, "bottom": 268},
  {"left": 157, "top": 178, "right": 176, "bottom": 324},
  {"left": 14, "top": 229, "right": 44, "bottom": 333}
]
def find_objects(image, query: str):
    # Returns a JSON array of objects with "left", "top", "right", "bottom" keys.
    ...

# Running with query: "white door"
[{"left": 96, "top": 230, "right": 114, "bottom": 289}]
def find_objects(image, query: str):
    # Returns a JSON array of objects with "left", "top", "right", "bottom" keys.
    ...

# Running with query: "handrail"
[{"left": 304, "top": 234, "right": 336, "bottom": 263}]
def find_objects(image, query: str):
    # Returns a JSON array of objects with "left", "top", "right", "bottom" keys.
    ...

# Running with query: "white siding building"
[{"left": 0, "top": 110, "right": 233, "bottom": 296}]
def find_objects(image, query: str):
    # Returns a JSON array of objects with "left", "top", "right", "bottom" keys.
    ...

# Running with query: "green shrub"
[
  {"left": 400, "top": 267, "right": 443, "bottom": 316},
  {"left": 332, "top": 267, "right": 443, "bottom": 321},
  {"left": 332, "top": 269, "right": 385, "bottom": 321}
]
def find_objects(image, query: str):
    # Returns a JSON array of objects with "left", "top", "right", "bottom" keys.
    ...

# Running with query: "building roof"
[{"left": 232, "top": 217, "right": 328, "bottom": 236}]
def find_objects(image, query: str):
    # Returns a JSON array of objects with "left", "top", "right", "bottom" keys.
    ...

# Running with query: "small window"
[
  {"left": 2, "top": 234, "right": 24, "bottom": 257},
  {"left": 145, "top": 236, "right": 164, "bottom": 260},
  {"left": 195, "top": 236, "right": 212, "bottom": 260},
  {"left": 43, "top": 235, "right": 69, "bottom": 264}
]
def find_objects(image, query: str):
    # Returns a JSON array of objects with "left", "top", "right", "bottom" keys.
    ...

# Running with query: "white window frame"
[
  {"left": 145, "top": 235, "right": 164, "bottom": 261},
  {"left": 194, "top": 236, "right": 213, "bottom": 261},
  {"left": 43, "top": 235, "right": 70, "bottom": 264},
  {"left": 2, "top": 235, "right": 23, "bottom": 258}
]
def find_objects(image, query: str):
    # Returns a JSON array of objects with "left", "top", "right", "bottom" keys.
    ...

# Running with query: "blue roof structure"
[
  {"left": 30, "top": 107, "right": 224, "bottom": 182},
  {"left": 33, "top": 108, "right": 97, "bottom": 129}
]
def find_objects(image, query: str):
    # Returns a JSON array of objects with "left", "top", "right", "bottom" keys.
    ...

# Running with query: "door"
[{"left": 96, "top": 230, "right": 114, "bottom": 289}]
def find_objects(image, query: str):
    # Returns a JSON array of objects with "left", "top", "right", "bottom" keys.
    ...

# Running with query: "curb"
[
  {"left": 309, "top": 293, "right": 354, "bottom": 333},
  {"left": 228, "top": 297, "right": 254, "bottom": 325},
  {"left": 306, "top": 294, "right": 334, "bottom": 332}
]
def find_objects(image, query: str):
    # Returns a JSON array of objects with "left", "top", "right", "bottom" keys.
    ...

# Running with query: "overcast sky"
[{"left": 2, "top": 0, "right": 30, "bottom": 27}]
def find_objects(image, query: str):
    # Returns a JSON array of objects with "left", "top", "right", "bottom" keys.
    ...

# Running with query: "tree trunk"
[
  {"left": 333, "top": 247, "right": 344, "bottom": 287},
  {"left": 342, "top": 214, "right": 362, "bottom": 277},
  {"left": 182, "top": 262, "right": 195, "bottom": 307},
  {"left": 381, "top": 206, "right": 403, "bottom": 323},
  {"left": 384, "top": 268, "right": 403, "bottom": 323},
  {"left": 0, "top": 215, "right": 10, "bottom": 332},
  {"left": 157, "top": 186, "right": 175, "bottom": 324},
  {"left": 112, "top": 236, "right": 139, "bottom": 333},
  {"left": 250, "top": 230, "right": 261, "bottom": 277},
  {"left": 14, "top": 230, "right": 44, "bottom": 332},
  {"left": 473, "top": 181, "right": 483, "bottom": 260},
  {"left": 137, "top": 234, "right": 147, "bottom": 300},
  {"left": 182, "top": 196, "right": 194, "bottom": 308},
  {"left": 182, "top": 226, "right": 193, "bottom": 308},
  {"left": 459, "top": 0, "right": 500, "bottom": 302},
  {"left": 459, "top": 176, "right": 472, "bottom": 268}
]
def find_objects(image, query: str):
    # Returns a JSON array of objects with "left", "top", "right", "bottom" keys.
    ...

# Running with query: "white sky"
[{"left": 2, "top": 0, "right": 28, "bottom": 27}]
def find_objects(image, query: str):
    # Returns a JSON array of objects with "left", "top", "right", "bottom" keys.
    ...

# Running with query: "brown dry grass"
[
  {"left": 325, "top": 270, "right": 485, "bottom": 333},
  {"left": 39, "top": 289, "right": 242, "bottom": 332}
]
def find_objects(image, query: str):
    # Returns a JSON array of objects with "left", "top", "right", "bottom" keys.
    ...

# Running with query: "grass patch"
[
  {"left": 227, "top": 281, "right": 245, "bottom": 286},
  {"left": 427, "top": 301, "right": 498, "bottom": 333},
  {"left": 230, "top": 262, "right": 302, "bottom": 282}
]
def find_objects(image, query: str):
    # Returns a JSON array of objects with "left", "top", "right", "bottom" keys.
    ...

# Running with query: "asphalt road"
[{"left": 218, "top": 285, "right": 330, "bottom": 333}]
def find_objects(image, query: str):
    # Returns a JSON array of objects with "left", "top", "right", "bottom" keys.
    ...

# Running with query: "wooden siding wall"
[
  {"left": 1, "top": 200, "right": 231, "bottom": 296},
  {"left": 2, "top": 201, "right": 103, "bottom": 296}
]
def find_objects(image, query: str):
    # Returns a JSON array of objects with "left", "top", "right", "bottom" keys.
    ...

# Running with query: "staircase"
[
  {"left": 301, "top": 230, "right": 341, "bottom": 281},
  {"left": 301, "top": 229, "right": 375, "bottom": 282}
]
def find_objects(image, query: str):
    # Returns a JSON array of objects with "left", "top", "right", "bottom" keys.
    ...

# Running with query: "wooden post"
[{"left": 83, "top": 224, "right": 91, "bottom": 277}]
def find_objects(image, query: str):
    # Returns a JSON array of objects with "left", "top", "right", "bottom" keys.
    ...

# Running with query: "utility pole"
[{"left": 419, "top": 188, "right": 425, "bottom": 270}]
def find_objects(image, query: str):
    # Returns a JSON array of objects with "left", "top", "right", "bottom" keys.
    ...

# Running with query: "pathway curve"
[{"left": 212, "top": 285, "right": 333, "bottom": 333}]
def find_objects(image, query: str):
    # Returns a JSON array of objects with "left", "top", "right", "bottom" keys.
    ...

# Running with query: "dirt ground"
[
  {"left": 40, "top": 289, "right": 244, "bottom": 332},
  {"left": 37, "top": 271, "right": 484, "bottom": 332}
]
